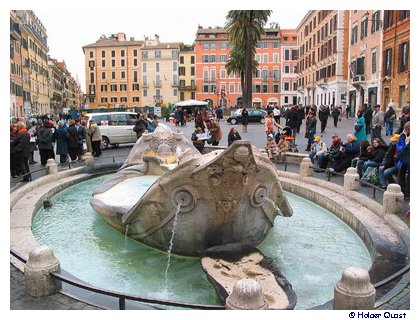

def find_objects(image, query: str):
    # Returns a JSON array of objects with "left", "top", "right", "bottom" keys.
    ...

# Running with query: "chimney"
[{"left": 117, "top": 33, "right": 126, "bottom": 41}]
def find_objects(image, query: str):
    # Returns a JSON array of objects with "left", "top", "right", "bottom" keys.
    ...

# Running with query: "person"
[
  {"left": 264, "top": 110, "right": 282, "bottom": 136},
  {"left": 297, "top": 105, "right": 306, "bottom": 134},
  {"left": 318, "top": 105, "right": 330, "bottom": 133},
  {"left": 37, "top": 120, "right": 55, "bottom": 166},
  {"left": 15, "top": 122, "right": 32, "bottom": 182},
  {"left": 191, "top": 127, "right": 205, "bottom": 153},
  {"left": 331, "top": 106, "right": 340, "bottom": 127},
  {"left": 241, "top": 107, "right": 249, "bottom": 133},
  {"left": 195, "top": 112, "right": 205, "bottom": 132},
  {"left": 396, "top": 105, "right": 409, "bottom": 135},
  {"left": 361, "top": 138, "right": 387, "bottom": 181},
  {"left": 133, "top": 112, "right": 147, "bottom": 139},
  {"left": 89, "top": 119, "right": 102, "bottom": 157},
  {"left": 396, "top": 121, "right": 410, "bottom": 200},
  {"left": 265, "top": 134, "right": 278, "bottom": 161},
  {"left": 27, "top": 120, "right": 38, "bottom": 164},
  {"left": 10, "top": 124, "right": 19, "bottom": 178},
  {"left": 67, "top": 120, "right": 80, "bottom": 162},
  {"left": 82, "top": 119, "right": 93, "bottom": 154},
  {"left": 273, "top": 106, "right": 281, "bottom": 124},
  {"left": 371, "top": 104, "right": 386, "bottom": 145},
  {"left": 354, "top": 109, "right": 367, "bottom": 142},
  {"left": 308, "top": 136, "right": 328, "bottom": 169},
  {"left": 351, "top": 140, "right": 371, "bottom": 178},
  {"left": 285, "top": 105, "right": 300, "bottom": 140},
  {"left": 321, "top": 134, "right": 343, "bottom": 170},
  {"left": 75, "top": 119, "right": 87, "bottom": 161},
  {"left": 52, "top": 120, "right": 70, "bottom": 165},
  {"left": 305, "top": 111, "right": 317, "bottom": 151},
  {"left": 384, "top": 105, "right": 396, "bottom": 136},
  {"left": 227, "top": 127, "right": 242, "bottom": 146},
  {"left": 346, "top": 105, "right": 351, "bottom": 119},
  {"left": 378, "top": 134, "right": 400, "bottom": 189},
  {"left": 363, "top": 103, "right": 373, "bottom": 135},
  {"left": 206, "top": 118, "right": 222, "bottom": 146},
  {"left": 330, "top": 134, "right": 360, "bottom": 173},
  {"left": 216, "top": 106, "right": 223, "bottom": 122}
]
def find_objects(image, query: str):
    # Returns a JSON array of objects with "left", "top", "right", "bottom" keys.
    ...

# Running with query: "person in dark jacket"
[
  {"left": 362, "top": 138, "right": 387, "bottom": 173},
  {"left": 297, "top": 106, "right": 305, "bottom": 134},
  {"left": 133, "top": 112, "right": 147, "bottom": 139},
  {"left": 227, "top": 127, "right": 242, "bottom": 146},
  {"left": 191, "top": 126, "right": 205, "bottom": 153},
  {"left": 378, "top": 134, "right": 400, "bottom": 189},
  {"left": 15, "top": 122, "right": 32, "bottom": 182},
  {"left": 351, "top": 140, "right": 371, "bottom": 178},
  {"left": 52, "top": 120, "right": 69, "bottom": 165},
  {"left": 10, "top": 124, "right": 19, "bottom": 178},
  {"left": 330, "top": 134, "right": 360, "bottom": 173},
  {"left": 396, "top": 105, "right": 410, "bottom": 135},
  {"left": 384, "top": 105, "right": 396, "bottom": 136},
  {"left": 363, "top": 104, "right": 373, "bottom": 135},
  {"left": 37, "top": 120, "right": 55, "bottom": 166},
  {"left": 318, "top": 105, "right": 330, "bottom": 133},
  {"left": 67, "top": 120, "right": 80, "bottom": 162},
  {"left": 305, "top": 111, "right": 317, "bottom": 151},
  {"left": 331, "top": 106, "right": 340, "bottom": 127},
  {"left": 319, "top": 134, "right": 343, "bottom": 170},
  {"left": 241, "top": 107, "right": 249, "bottom": 133},
  {"left": 286, "top": 106, "right": 300, "bottom": 140},
  {"left": 75, "top": 119, "right": 87, "bottom": 160},
  {"left": 396, "top": 121, "right": 410, "bottom": 200}
]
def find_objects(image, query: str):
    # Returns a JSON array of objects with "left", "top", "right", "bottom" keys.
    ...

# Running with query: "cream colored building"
[
  {"left": 296, "top": 10, "right": 349, "bottom": 108},
  {"left": 178, "top": 47, "right": 196, "bottom": 101},
  {"left": 16, "top": 10, "right": 50, "bottom": 115}
]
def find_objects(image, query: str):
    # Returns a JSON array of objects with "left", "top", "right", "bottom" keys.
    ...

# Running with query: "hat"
[
  {"left": 390, "top": 134, "right": 400, "bottom": 142},
  {"left": 314, "top": 136, "right": 321, "bottom": 142},
  {"left": 332, "top": 133, "right": 339, "bottom": 138},
  {"left": 267, "top": 134, "right": 273, "bottom": 139},
  {"left": 48, "top": 120, "right": 54, "bottom": 127}
]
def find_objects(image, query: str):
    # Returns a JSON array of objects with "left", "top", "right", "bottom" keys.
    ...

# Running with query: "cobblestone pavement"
[{"left": 10, "top": 115, "right": 409, "bottom": 310}]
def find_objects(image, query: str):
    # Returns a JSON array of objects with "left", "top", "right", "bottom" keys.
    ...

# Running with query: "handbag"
[
  {"left": 354, "top": 125, "right": 362, "bottom": 132},
  {"left": 82, "top": 141, "right": 87, "bottom": 150}
]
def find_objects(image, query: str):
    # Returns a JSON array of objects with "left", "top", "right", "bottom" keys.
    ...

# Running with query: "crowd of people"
[{"left": 10, "top": 115, "right": 104, "bottom": 182}]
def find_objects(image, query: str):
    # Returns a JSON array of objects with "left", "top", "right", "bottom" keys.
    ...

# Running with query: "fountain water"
[{"left": 165, "top": 202, "right": 182, "bottom": 288}]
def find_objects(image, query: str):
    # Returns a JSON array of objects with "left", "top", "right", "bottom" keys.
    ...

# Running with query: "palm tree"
[{"left": 225, "top": 10, "right": 272, "bottom": 108}]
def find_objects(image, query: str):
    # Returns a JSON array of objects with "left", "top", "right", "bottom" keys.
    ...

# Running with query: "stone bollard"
[
  {"left": 300, "top": 157, "right": 313, "bottom": 178},
  {"left": 83, "top": 152, "right": 94, "bottom": 169},
  {"left": 334, "top": 267, "right": 376, "bottom": 310},
  {"left": 382, "top": 184, "right": 405, "bottom": 216},
  {"left": 226, "top": 279, "right": 269, "bottom": 310},
  {"left": 344, "top": 167, "right": 360, "bottom": 191},
  {"left": 46, "top": 158, "right": 58, "bottom": 175},
  {"left": 24, "top": 246, "right": 61, "bottom": 297}
]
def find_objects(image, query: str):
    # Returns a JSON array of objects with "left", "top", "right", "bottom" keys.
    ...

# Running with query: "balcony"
[
  {"left": 352, "top": 75, "right": 366, "bottom": 83},
  {"left": 142, "top": 83, "right": 149, "bottom": 88},
  {"left": 171, "top": 81, "right": 178, "bottom": 87},
  {"left": 153, "top": 80, "right": 162, "bottom": 88}
]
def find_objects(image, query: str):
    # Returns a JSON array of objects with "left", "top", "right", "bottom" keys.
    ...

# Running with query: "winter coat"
[
  {"left": 372, "top": 110, "right": 385, "bottom": 129},
  {"left": 228, "top": 132, "right": 242, "bottom": 146},
  {"left": 37, "top": 126, "right": 54, "bottom": 150},
  {"left": 10, "top": 132, "right": 18, "bottom": 154},
  {"left": 53, "top": 126, "right": 69, "bottom": 155},
  {"left": 67, "top": 125, "right": 80, "bottom": 148},
  {"left": 363, "top": 107, "right": 373, "bottom": 122},
  {"left": 367, "top": 145, "right": 387, "bottom": 163},
  {"left": 381, "top": 143, "right": 398, "bottom": 169},
  {"left": 354, "top": 116, "right": 367, "bottom": 142},
  {"left": 207, "top": 121, "right": 222, "bottom": 142},
  {"left": 396, "top": 133, "right": 410, "bottom": 170},
  {"left": 286, "top": 108, "right": 300, "bottom": 128},
  {"left": 15, "top": 129, "right": 31, "bottom": 158},
  {"left": 89, "top": 123, "right": 102, "bottom": 142},
  {"left": 241, "top": 109, "right": 249, "bottom": 125}
]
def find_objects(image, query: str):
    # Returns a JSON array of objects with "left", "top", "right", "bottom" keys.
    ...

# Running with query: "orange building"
[
  {"left": 194, "top": 26, "right": 298, "bottom": 108},
  {"left": 381, "top": 10, "right": 410, "bottom": 115}
]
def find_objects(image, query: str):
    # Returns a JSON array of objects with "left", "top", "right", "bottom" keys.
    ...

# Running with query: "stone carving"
[{"left": 91, "top": 127, "right": 293, "bottom": 256}]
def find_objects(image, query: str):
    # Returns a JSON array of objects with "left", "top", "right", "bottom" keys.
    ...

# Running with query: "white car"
[{"left": 82, "top": 112, "right": 167, "bottom": 149}]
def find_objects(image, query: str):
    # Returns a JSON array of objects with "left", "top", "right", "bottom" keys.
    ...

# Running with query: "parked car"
[
  {"left": 226, "top": 108, "right": 267, "bottom": 125},
  {"left": 82, "top": 112, "right": 168, "bottom": 149}
]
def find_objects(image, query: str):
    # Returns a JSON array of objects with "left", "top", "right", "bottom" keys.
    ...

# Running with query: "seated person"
[
  {"left": 227, "top": 127, "right": 242, "bottom": 146},
  {"left": 378, "top": 134, "right": 400, "bottom": 189},
  {"left": 191, "top": 127, "right": 205, "bottom": 152},
  {"left": 277, "top": 134, "right": 290, "bottom": 162},
  {"left": 330, "top": 134, "right": 360, "bottom": 173},
  {"left": 361, "top": 138, "right": 387, "bottom": 180},
  {"left": 321, "top": 134, "right": 343, "bottom": 169},
  {"left": 308, "top": 136, "right": 327, "bottom": 169},
  {"left": 351, "top": 140, "right": 371, "bottom": 178},
  {"left": 265, "top": 134, "right": 279, "bottom": 161}
]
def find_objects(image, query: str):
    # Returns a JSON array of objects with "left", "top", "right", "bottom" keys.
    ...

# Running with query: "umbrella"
[{"left": 173, "top": 100, "right": 208, "bottom": 107}]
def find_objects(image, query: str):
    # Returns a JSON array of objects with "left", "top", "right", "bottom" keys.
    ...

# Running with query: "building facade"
[
  {"left": 279, "top": 29, "right": 299, "bottom": 106},
  {"left": 194, "top": 26, "right": 298, "bottom": 108},
  {"left": 10, "top": 11, "right": 23, "bottom": 117},
  {"left": 16, "top": 10, "right": 50, "bottom": 115},
  {"left": 381, "top": 10, "right": 410, "bottom": 115},
  {"left": 296, "top": 10, "right": 349, "bottom": 109},
  {"left": 347, "top": 10, "right": 384, "bottom": 115},
  {"left": 178, "top": 46, "right": 196, "bottom": 101}
]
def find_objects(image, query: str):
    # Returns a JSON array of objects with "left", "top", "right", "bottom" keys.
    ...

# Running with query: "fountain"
[{"left": 10, "top": 125, "right": 409, "bottom": 310}]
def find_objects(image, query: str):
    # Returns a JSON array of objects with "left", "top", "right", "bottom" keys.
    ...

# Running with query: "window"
[
  {"left": 133, "top": 84, "right": 140, "bottom": 91},
  {"left": 399, "top": 42, "right": 409, "bottom": 72},
  {"left": 112, "top": 71, "right": 116, "bottom": 79},
  {"left": 384, "top": 10, "right": 393, "bottom": 29},
  {"left": 262, "top": 69, "right": 269, "bottom": 81},
  {"left": 190, "top": 56, "right": 195, "bottom": 64},
  {"left": 361, "top": 18, "right": 368, "bottom": 40},
  {"left": 273, "top": 69, "right": 280, "bottom": 81},
  {"left": 173, "top": 74, "right": 178, "bottom": 85},
  {"left": 399, "top": 10, "right": 410, "bottom": 21},
  {"left": 111, "top": 97, "right": 117, "bottom": 103},
  {"left": 134, "top": 58, "right": 137, "bottom": 66},
  {"left": 383, "top": 48, "right": 392, "bottom": 76},
  {"left": 156, "top": 62, "right": 160, "bottom": 72},
  {"left": 120, "top": 97, "right": 127, "bottom": 103},
  {"left": 351, "top": 25, "right": 358, "bottom": 44},
  {"left": 111, "top": 60, "right": 115, "bottom": 67},
  {"left": 102, "top": 60, "right": 105, "bottom": 67},
  {"left": 155, "top": 50, "right": 161, "bottom": 58},
  {"left": 293, "top": 65, "right": 298, "bottom": 73},
  {"left": 101, "top": 97, "right": 108, "bottom": 103},
  {"left": 90, "top": 72, "right": 94, "bottom": 83},
  {"left": 220, "top": 54, "right": 227, "bottom": 63},
  {"left": 180, "top": 56, "right": 184, "bottom": 64},
  {"left": 111, "top": 50, "right": 115, "bottom": 57},
  {"left": 102, "top": 50, "right": 105, "bottom": 58},
  {"left": 133, "top": 97, "right": 140, "bottom": 102},
  {"left": 273, "top": 53, "right": 279, "bottom": 63},
  {"left": 101, "top": 72, "right": 106, "bottom": 79},
  {"left": 173, "top": 61, "right": 177, "bottom": 72},
  {"left": 273, "top": 42, "right": 280, "bottom": 48},
  {"left": 372, "top": 51, "right": 377, "bottom": 73},
  {"left": 88, "top": 60, "right": 95, "bottom": 68},
  {"left": 371, "top": 11, "right": 381, "bottom": 33},
  {"left": 179, "top": 67, "right": 186, "bottom": 76},
  {"left": 143, "top": 90, "right": 147, "bottom": 97},
  {"left": 121, "top": 59, "right": 125, "bottom": 67},
  {"left": 203, "top": 85, "right": 209, "bottom": 93},
  {"left": 173, "top": 89, "right": 178, "bottom": 96},
  {"left": 134, "top": 49, "right": 137, "bottom": 57},
  {"left": 284, "top": 50, "right": 290, "bottom": 60},
  {"left": 121, "top": 71, "right": 126, "bottom": 79},
  {"left": 143, "top": 63, "right": 147, "bottom": 72},
  {"left": 230, "top": 83, "right": 235, "bottom": 94},
  {"left": 172, "top": 50, "right": 178, "bottom": 58},
  {"left": 263, "top": 54, "right": 268, "bottom": 63},
  {"left": 220, "top": 69, "right": 226, "bottom": 78},
  {"left": 203, "top": 55, "right": 209, "bottom": 62},
  {"left": 293, "top": 82, "right": 297, "bottom": 90},
  {"left": 110, "top": 84, "right": 117, "bottom": 91},
  {"left": 89, "top": 51, "right": 93, "bottom": 58},
  {"left": 191, "top": 67, "right": 195, "bottom": 76},
  {"left": 121, "top": 50, "right": 125, "bottom": 57},
  {"left": 284, "top": 82, "right": 290, "bottom": 91},
  {"left": 209, "top": 55, "right": 216, "bottom": 63},
  {"left": 284, "top": 65, "right": 290, "bottom": 73},
  {"left": 101, "top": 84, "right": 107, "bottom": 92},
  {"left": 203, "top": 43, "right": 209, "bottom": 50},
  {"left": 120, "top": 84, "right": 127, "bottom": 91},
  {"left": 210, "top": 43, "right": 216, "bottom": 50},
  {"left": 292, "top": 50, "right": 298, "bottom": 60},
  {"left": 262, "top": 85, "right": 268, "bottom": 93},
  {"left": 142, "top": 51, "right": 148, "bottom": 59}
]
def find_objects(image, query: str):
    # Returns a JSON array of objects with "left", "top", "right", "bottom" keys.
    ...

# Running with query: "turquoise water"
[{"left": 32, "top": 175, "right": 371, "bottom": 309}]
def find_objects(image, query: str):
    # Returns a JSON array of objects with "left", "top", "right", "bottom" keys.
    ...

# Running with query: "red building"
[{"left": 194, "top": 26, "right": 298, "bottom": 108}]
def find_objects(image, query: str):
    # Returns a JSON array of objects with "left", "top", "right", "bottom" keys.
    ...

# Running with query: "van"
[{"left": 82, "top": 112, "right": 139, "bottom": 149}]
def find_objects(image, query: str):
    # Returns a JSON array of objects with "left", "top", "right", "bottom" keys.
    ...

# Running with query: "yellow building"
[
  {"left": 178, "top": 46, "right": 196, "bottom": 101},
  {"left": 16, "top": 10, "right": 50, "bottom": 115}
]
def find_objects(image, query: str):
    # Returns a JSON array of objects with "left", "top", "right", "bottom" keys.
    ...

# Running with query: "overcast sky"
[{"left": 32, "top": 8, "right": 307, "bottom": 92}]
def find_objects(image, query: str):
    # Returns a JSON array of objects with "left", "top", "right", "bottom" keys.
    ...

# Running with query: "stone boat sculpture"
[{"left": 91, "top": 126, "right": 293, "bottom": 256}]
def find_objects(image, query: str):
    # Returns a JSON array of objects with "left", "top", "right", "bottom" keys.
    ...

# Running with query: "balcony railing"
[
  {"left": 142, "top": 83, "right": 149, "bottom": 88},
  {"left": 153, "top": 81, "right": 162, "bottom": 88}
]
